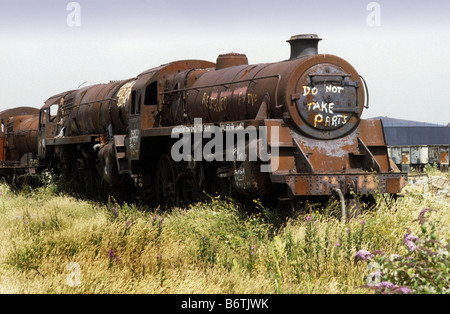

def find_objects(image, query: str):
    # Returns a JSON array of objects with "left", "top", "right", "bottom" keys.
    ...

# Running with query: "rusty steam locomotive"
[{"left": 0, "top": 34, "right": 407, "bottom": 209}]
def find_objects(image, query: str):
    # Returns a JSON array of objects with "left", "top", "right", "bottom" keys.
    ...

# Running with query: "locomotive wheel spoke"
[
  {"left": 156, "top": 154, "right": 179, "bottom": 207},
  {"left": 181, "top": 177, "right": 196, "bottom": 205}
]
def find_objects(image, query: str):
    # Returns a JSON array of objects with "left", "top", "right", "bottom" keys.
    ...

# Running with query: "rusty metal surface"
[
  {"left": 131, "top": 60, "right": 215, "bottom": 129},
  {"left": 286, "top": 55, "right": 365, "bottom": 140},
  {"left": 60, "top": 79, "right": 134, "bottom": 136},
  {"left": 126, "top": 60, "right": 216, "bottom": 160},
  {"left": 44, "top": 134, "right": 98, "bottom": 146},
  {"left": 184, "top": 63, "right": 280, "bottom": 124},
  {"left": 402, "top": 150, "right": 410, "bottom": 165},
  {"left": 0, "top": 108, "right": 40, "bottom": 163},
  {"left": 42, "top": 91, "right": 75, "bottom": 110},
  {"left": 358, "top": 119, "right": 386, "bottom": 146},
  {"left": 388, "top": 144, "right": 450, "bottom": 171},
  {"left": 41, "top": 90, "right": 76, "bottom": 146},
  {"left": 440, "top": 148, "right": 449, "bottom": 164},
  {"left": 0, "top": 107, "right": 39, "bottom": 120},
  {"left": 265, "top": 118, "right": 407, "bottom": 196},
  {"left": 216, "top": 53, "right": 249, "bottom": 70},
  {"left": 6, "top": 114, "right": 39, "bottom": 161},
  {"left": 133, "top": 34, "right": 403, "bottom": 199},
  {"left": 286, "top": 172, "right": 406, "bottom": 196},
  {"left": 160, "top": 52, "right": 365, "bottom": 143}
]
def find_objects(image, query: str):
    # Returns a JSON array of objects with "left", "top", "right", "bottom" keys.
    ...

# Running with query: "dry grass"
[{"left": 0, "top": 179, "right": 448, "bottom": 294}]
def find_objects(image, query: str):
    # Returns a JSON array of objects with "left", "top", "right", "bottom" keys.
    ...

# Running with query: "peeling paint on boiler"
[{"left": 117, "top": 81, "right": 136, "bottom": 108}]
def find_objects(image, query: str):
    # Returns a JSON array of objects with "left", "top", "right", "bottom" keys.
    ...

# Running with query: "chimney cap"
[
  {"left": 287, "top": 34, "right": 322, "bottom": 43},
  {"left": 287, "top": 34, "right": 322, "bottom": 59}
]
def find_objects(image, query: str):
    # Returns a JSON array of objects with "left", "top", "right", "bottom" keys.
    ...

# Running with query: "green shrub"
[{"left": 356, "top": 208, "right": 449, "bottom": 294}]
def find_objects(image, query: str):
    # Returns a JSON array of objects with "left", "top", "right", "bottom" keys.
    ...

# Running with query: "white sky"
[{"left": 0, "top": 0, "right": 449, "bottom": 125}]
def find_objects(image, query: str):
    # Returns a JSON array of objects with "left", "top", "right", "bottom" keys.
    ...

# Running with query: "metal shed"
[{"left": 370, "top": 117, "right": 450, "bottom": 172}]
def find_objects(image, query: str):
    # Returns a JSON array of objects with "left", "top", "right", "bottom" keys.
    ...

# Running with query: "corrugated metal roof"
[
  {"left": 370, "top": 116, "right": 447, "bottom": 127},
  {"left": 383, "top": 127, "right": 450, "bottom": 146},
  {"left": 368, "top": 117, "right": 450, "bottom": 146}
]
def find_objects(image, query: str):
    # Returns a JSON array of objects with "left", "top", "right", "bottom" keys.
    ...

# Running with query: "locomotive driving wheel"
[{"left": 155, "top": 154, "right": 179, "bottom": 208}]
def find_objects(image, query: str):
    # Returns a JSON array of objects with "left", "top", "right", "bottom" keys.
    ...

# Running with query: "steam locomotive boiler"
[
  {"left": 0, "top": 34, "right": 407, "bottom": 209},
  {"left": 0, "top": 107, "right": 40, "bottom": 179}
]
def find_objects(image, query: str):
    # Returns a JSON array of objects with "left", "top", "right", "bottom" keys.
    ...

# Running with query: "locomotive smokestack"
[{"left": 287, "top": 34, "right": 322, "bottom": 59}]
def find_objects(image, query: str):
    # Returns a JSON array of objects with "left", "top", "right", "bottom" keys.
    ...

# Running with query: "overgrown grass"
[{"left": 0, "top": 177, "right": 448, "bottom": 294}]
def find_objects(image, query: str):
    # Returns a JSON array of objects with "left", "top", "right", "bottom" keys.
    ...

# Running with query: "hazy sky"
[{"left": 0, "top": 0, "right": 449, "bottom": 124}]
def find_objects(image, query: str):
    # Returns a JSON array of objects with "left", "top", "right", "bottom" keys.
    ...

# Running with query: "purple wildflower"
[
  {"left": 404, "top": 233, "right": 418, "bottom": 243},
  {"left": 354, "top": 250, "right": 373, "bottom": 262},
  {"left": 306, "top": 215, "right": 312, "bottom": 223},
  {"left": 335, "top": 242, "right": 341, "bottom": 247},
  {"left": 362, "top": 281, "right": 412, "bottom": 294},
  {"left": 377, "top": 281, "right": 398, "bottom": 290},
  {"left": 112, "top": 205, "right": 118, "bottom": 216},
  {"left": 202, "top": 236, "right": 207, "bottom": 245},
  {"left": 406, "top": 241, "right": 418, "bottom": 252},
  {"left": 370, "top": 282, "right": 412, "bottom": 294},
  {"left": 250, "top": 246, "right": 256, "bottom": 255},
  {"left": 404, "top": 232, "right": 419, "bottom": 252},
  {"left": 360, "top": 220, "right": 366, "bottom": 226},
  {"left": 392, "top": 286, "right": 412, "bottom": 294},
  {"left": 108, "top": 249, "right": 119, "bottom": 262}
]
